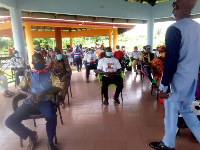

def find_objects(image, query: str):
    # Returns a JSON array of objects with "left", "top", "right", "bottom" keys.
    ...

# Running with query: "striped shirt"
[{"left": 74, "top": 50, "right": 82, "bottom": 59}]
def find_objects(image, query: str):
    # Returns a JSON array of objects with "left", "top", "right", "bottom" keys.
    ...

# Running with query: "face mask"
[
  {"left": 14, "top": 53, "right": 19, "bottom": 57},
  {"left": 116, "top": 49, "right": 120, "bottom": 51},
  {"left": 33, "top": 62, "right": 45, "bottom": 70},
  {"left": 56, "top": 54, "right": 63, "bottom": 60},
  {"left": 88, "top": 51, "right": 93, "bottom": 54},
  {"left": 106, "top": 52, "right": 113, "bottom": 57}
]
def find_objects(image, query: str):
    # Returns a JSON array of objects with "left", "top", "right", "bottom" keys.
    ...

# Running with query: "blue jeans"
[
  {"left": 5, "top": 101, "right": 57, "bottom": 145},
  {"left": 74, "top": 58, "right": 82, "bottom": 72},
  {"left": 144, "top": 66, "right": 152, "bottom": 82},
  {"left": 162, "top": 99, "right": 200, "bottom": 148}
]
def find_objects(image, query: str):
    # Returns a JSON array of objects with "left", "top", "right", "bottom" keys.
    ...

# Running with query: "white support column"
[
  {"left": 147, "top": 18, "right": 154, "bottom": 51},
  {"left": 10, "top": 8, "right": 26, "bottom": 58}
]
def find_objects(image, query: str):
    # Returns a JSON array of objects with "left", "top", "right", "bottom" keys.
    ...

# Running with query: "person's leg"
[
  {"left": 132, "top": 60, "right": 137, "bottom": 72},
  {"left": 5, "top": 103, "right": 38, "bottom": 140},
  {"left": 15, "top": 69, "right": 25, "bottom": 86},
  {"left": 79, "top": 58, "right": 82, "bottom": 71},
  {"left": 75, "top": 59, "right": 80, "bottom": 72},
  {"left": 36, "top": 101, "right": 57, "bottom": 146},
  {"left": 0, "top": 74, "right": 8, "bottom": 92},
  {"left": 144, "top": 66, "right": 152, "bottom": 82},
  {"left": 162, "top": 100, "right": 179, "bottom": 148},
  {"left": 102, "top": 76, "right": 111, "bottom": 103},
  {"left": 180, "top": 101, "right": 200, "bottom": 142},
  {"left": 113, "top": 75, "right": 123, "bottom": 101},
  {"left": 86, "top": 65, "right": 90, "bottom": 81}
]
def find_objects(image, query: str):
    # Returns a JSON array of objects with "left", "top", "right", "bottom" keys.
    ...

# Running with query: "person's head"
[
  {"left": 144, "top": 45, "right": 151, "bottom": 53},
  {"left": 88, "top": 48, "right": 93, "bottom": 54},
  {"left": 158, "top": 45, "right": 166, "bottom": 57},
  {"left": 121, "top": 46, "right": 125, "bottom": 50},
  {"left": 105, "top": 47, "right": 113, "bottom": 57},
  {"left": 13, "top": 50, "right": 19, "bottom": 57},
  {"left": 134, "top": 46, "right": 138, "bottom": 51},
  {"left": 116, "top": 45, "right": 120, "bottom": 50},
  {"left": 32, "top": 53, "right": 46, "bottom": 70},
  {"left": 172, "top": 0, "right": 197, "bottom": 21},
  {"left": 55, "top": 49, "right": 63, "bottom": 61}
]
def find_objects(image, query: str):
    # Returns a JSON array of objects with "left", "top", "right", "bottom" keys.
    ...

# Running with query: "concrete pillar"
[
  {"left": 24, "top": 24, "right": 34, "bottom": 66},
  {"left": 55, "top": 27, "right": 62, "bottom": 50},
  {"left": 147, "top": 18, "right": 154, "bottom": 51},
  {"left": 113, "top": 28, "right": 118, "bottom": 51},
  {"left": 10, "top": 8, "right": 26, "bottom": 58},
  {"left": 70, "top": 36, "right": 73, "bottom": 48},
  {"left": 109, "top": 30, "right": 113, "bottom": 48}
]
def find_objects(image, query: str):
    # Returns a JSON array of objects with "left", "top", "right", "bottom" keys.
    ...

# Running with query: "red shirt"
[{"left": 113, "top": 50, "right": 124, "bottom": 59}]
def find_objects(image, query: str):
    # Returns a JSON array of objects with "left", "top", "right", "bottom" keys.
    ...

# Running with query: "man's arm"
[{"left": 160, "top": 26, "right": 181, "bottom": 97}]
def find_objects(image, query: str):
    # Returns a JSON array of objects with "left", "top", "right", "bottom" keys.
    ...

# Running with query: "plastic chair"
[
  {"left": 98, "top": 72, "right": 124, "bottom": 104},
  {"left": 67, "top": 76, "right": 72, "bottom": 105},
  {"left": 12, "top": 88, "right": 63, "bottom": 147}
]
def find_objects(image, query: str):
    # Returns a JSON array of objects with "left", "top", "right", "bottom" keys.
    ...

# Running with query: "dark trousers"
[
  {"left": 74, "top": 58, "right": 82, "bottom": 72},
  {"left": 102, "top": 75, "right": 123, "bottom": 100},
  {"left": 5, "top": 101, "right": 57, "bottom": 145},
  {"left": 144, "top": 66, "right": 152, "bottom": 82},
  {"left": 85, "top": 64, "right": 97, "bottom": 80},
  {"left": 15, "top": 69, "right": 26, "bottom": 86}
]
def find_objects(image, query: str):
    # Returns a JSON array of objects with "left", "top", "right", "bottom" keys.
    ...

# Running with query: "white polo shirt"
[
  {"left": 83, "top": 53, "right": 97, "bottom": 63},
  {"left": 97, "top": 57, "right": 121, "bottom": 72}
]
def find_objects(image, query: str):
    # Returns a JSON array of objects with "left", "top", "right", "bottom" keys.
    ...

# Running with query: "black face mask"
[{"left": 33, "top": 61, "right": 45, "bottom": 70}]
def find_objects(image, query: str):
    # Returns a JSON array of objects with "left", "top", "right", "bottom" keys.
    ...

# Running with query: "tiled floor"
[{"left": 0, "top": 71, "right": 200, "bottom": 150}]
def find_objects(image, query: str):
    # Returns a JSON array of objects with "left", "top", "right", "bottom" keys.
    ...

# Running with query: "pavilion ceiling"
[{"left": 127, "top": 0, "right": 172, "bottom": 6}]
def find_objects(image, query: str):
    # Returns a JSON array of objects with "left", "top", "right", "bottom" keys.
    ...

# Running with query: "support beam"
[
  {"left": 147, "top": 18, "right": 154, "bottom": 51},
  {"left": 24, "top": 24, "right": 34, "bottom": 66},
  {"left": 10, "top": 8, "right": 26, "bottom": 58},
  {"left": 70, "top": 36, "right": 73, "bottom": 48},
  {"left": 55, "top": 27, "right": 62, "bottom": 50},
  {"left": 109, "top": 29, "right": 113, "bottom": 47},
  {"left": 113, "top": 28, "right": 118, "bottom": 51}
]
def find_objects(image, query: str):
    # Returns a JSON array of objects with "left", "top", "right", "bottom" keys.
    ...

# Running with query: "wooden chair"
[{"left": 12, "top": 88, "right": 63, "bottom": 147}]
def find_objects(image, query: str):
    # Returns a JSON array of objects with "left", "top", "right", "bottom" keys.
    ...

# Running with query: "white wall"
[{"left": 16, "top": 0, "right": 152, "bottom": 20}]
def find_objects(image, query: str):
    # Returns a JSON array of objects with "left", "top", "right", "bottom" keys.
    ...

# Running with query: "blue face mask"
[
  {"left": 106, "top": 52, "right": 113, "bottom": 57},
  {"left": 14, "top": 53, "right": 19, "bottom": 57},
  {"left": 88, "top": 51, "right": 93, "bottom": 54},
  {"left": 33, "top": 62, "right": 46, "bottom": 70},
  {"left": 56, "top": 54, "right": 63, "bottom": 60}
]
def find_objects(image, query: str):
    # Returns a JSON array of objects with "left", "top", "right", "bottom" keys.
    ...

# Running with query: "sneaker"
[
  {"left": 47, "top": 142, "right": 57, "bottom": 150},
  {"left": 27, "top": 131, "right": 38, "bottom": 150}
]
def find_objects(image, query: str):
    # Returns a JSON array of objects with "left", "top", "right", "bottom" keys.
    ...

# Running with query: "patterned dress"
[{"left": 151, "top": 57, "right": 164, "bottom": 85}]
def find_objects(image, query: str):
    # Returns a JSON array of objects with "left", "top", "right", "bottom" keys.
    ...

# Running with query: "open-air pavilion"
[{"left": 0, "top": 0, "right": 200, "bottom": 150}]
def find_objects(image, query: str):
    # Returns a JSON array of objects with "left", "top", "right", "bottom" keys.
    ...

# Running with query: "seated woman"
[
  {"left": 83, "top": 48, "right": 98, "bottom": 83},
  {"left": 151, "top": 45, "right": 166, "bottom": 85},
  {"left": 96, "top": 47, "right": 123, "bottom": 105},
  {"left": 49, "top": 49, "right": 72, "bottom": 108}
]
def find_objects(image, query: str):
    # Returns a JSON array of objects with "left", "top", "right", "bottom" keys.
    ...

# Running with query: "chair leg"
[
  {"left": 67, "top": 93, "right": 70, "bottom": 106},
  {"left": 54, "top": 130, "right": 58, "bottom": 144},
  {"left": 20, "top": 137, "right": 23, "bottom": 147},
  {"left": 121, "top": 91, "right": 123, "bottom": 102},
  {"left": 57, "top": 106, "right": 64, "bottom": 125},
  {"left": 101, "top": 87, "right": 104, "bottom": 104},
  {"left": 151, "top": 84, "right": 153, "bottom": 95},
  {"left": 70, "top": 86, "right": 72, "bottom": 98},
  {"left": 33, "top": 119, "right": 36, "bottom": 127},
  {"left": 156, "top": 87, "right": 159, "bottom": 101}
]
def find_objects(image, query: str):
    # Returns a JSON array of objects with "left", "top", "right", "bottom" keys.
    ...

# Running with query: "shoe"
[
  {"left": 47, "top": 142, "right": 57, "bottom": 150},
  {"left": 4, "top": 92, "right": 15, "bottom": 97},
  {"left": 114, "top": 98, "right": 120, "bottom": 104},
  {"left": 60, "top": 101, "right": 65, "bottom": 108},
  {"left": 86, "top": 79, "right": 89, "bottom": 83},
  {"left": 103, "top": 99, "right": 109, "bottom": 105},
  {"left": 27, "top": 131, "right": 38, "bottom": 150},
  {"left": 149, "top": 141, "right": 175, "bottom": 150}
]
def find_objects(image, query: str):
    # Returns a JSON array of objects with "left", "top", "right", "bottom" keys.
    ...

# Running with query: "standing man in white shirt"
[
  {"left": 130, "top": 46, "right": 141, "bottom": 74},
  {"left": 96, "top": 47, "right": 123, "bottom": 105},
  {"left": 83, "top": 48, "right": 98, "bottom": 83}
]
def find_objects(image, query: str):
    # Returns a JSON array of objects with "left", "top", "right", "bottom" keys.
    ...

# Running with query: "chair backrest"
[{"left": 98, "top": 72, "right": 124, "bottom": 87}]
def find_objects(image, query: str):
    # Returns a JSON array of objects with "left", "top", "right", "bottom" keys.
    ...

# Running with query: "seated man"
[
  {"left": 5, "top": 53, "right": 62, "bottom": 150},
  {"left": 83, "top": 48, "right": 98, "bottom": 83},
  {"left": 130, "top": 46, "right": 141, "bottom": 74},
  {"left": 10, "top": 50, "right": 30, "bottom": 86},
  {"left": 113, "top": 45, "right": 124, "bottom": 71},
  {"left": 96, "top": 47, "right": 123, "bottom": 105},
  {"left": 0, "top": 70, "right": 15, "bottom": 97}
]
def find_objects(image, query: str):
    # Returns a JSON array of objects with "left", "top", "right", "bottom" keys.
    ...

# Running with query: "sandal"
[{"left": 27, "top": 131, "right": 38, "bottom": 150}]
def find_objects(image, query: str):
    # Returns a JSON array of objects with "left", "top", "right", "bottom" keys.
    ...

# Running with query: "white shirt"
[
  {"left": 10, "top": 57, "right": 29, "bottom": 69},
  {"left": 84, "top": 53, "right": 97, "bottom": 63},
  {"left": 131, "top": 51, "right": 141, "bottom": 59},
  {"left": 97, "top": 57, "right": 121, "bottom": 72}
]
